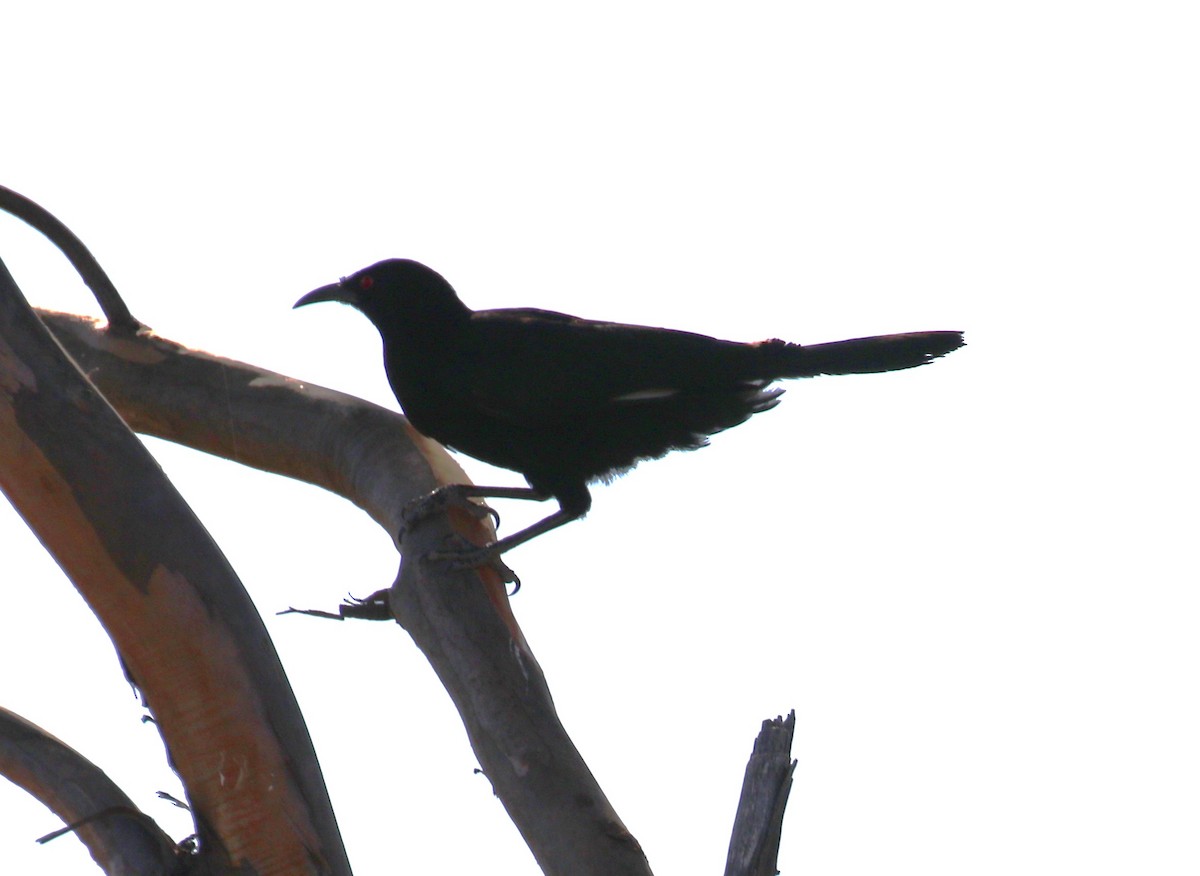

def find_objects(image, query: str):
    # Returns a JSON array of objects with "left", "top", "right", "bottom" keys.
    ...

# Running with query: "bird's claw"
[
  {"left": 401, "top": 486, "right": 500, "bottom": 534},
  {"left": 427, "top": 541, "right": 522, "bottom": 594}
]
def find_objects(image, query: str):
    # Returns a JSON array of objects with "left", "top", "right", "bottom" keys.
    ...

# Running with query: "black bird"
[{"left": 295, "top": 259, "right": 963, "bottom": 562}]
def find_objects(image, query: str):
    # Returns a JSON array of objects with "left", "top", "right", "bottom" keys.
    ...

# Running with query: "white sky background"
[{"left": 1, "top": 2, "right": 1196, "bottom": 873}]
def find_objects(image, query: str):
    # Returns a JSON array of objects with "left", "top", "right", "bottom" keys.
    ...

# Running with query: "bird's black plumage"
[{"left": 295, "top": 259, "right": 963, "bottom": 560}]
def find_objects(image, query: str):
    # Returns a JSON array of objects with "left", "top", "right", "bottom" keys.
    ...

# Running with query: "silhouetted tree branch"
[
  {"left": 2, "top": 187, "right": 794, "bottom": 875},
  {"left": 725, "top": 712, "right": 797, "bottom": 876},
  {"left": 0, "top": 184, "right": 139, "bottom": 333},
  {"left": 36, "top": 304, "right": 653, "bottom": 876}
]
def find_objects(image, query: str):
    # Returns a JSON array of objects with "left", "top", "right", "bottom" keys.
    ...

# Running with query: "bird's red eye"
[{"left": 359, "top": 274, "right": 374, "bottom": 291}]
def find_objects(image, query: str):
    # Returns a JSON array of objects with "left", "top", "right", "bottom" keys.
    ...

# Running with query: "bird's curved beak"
[{"left": 293, "top": 281, "right": 355, "bottom": 310}]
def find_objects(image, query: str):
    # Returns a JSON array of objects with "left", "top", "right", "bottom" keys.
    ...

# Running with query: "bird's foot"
[
  {"left": 401, "top": 485, "right": 500, "bottom": 533},
  {"left": 428, "top": 541, "right": 522, "bottom": 594}
]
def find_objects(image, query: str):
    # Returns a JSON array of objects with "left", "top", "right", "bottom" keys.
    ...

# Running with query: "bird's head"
[{"left": 294, "top": 259, "right": 469, "bottom": 327}]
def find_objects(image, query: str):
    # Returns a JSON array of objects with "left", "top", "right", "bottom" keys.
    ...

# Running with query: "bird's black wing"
[{"left": 454, "top": 308, "right": 754, "bottom": 427}]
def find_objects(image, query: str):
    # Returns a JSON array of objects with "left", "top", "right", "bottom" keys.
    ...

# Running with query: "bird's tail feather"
[{"left": 763, "top": 331, "right": 965, "bottom": 377}]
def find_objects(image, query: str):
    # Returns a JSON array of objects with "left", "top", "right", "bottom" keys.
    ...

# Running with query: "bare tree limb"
[
  {"left": 1, "top": 258, "right": 351, "bottom": 875},
  {"left": 0, "top": 185, "right": 140, "bottom": 333},
  {"left": 0, "top": 184, "right": 790, "bottom": 874},
  {"left": 725, "top": 712, "right": 797, "bottom": 876},
  {"left": 34, "top": 308, "right": 652, "bottom": 874},
  {"left": 0, "top": 706, "right": 181, "bottom": 875}
]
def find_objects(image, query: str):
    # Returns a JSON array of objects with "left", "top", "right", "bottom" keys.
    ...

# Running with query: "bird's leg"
[
  {"left": 401, "top": 483, "right": 550, "bottom": 532},
  {"left": 429, "top": 506, "right": 585, "bottom": 569},
  {"left": 407, "top": 482, "right": 590, "bottom": 574}
]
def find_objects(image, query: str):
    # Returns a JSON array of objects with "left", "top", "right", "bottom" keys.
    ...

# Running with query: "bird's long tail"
[{"left": 762, "top": 330, "right": 965, "bottom": 377}]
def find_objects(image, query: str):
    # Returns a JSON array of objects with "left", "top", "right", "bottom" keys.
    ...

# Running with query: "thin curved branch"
[
  {"left": 0, "top": 184, "right": 141, "bottom": 333},
  {"left": 0, "top": 707, "right": 181, "bottom": 875}
]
